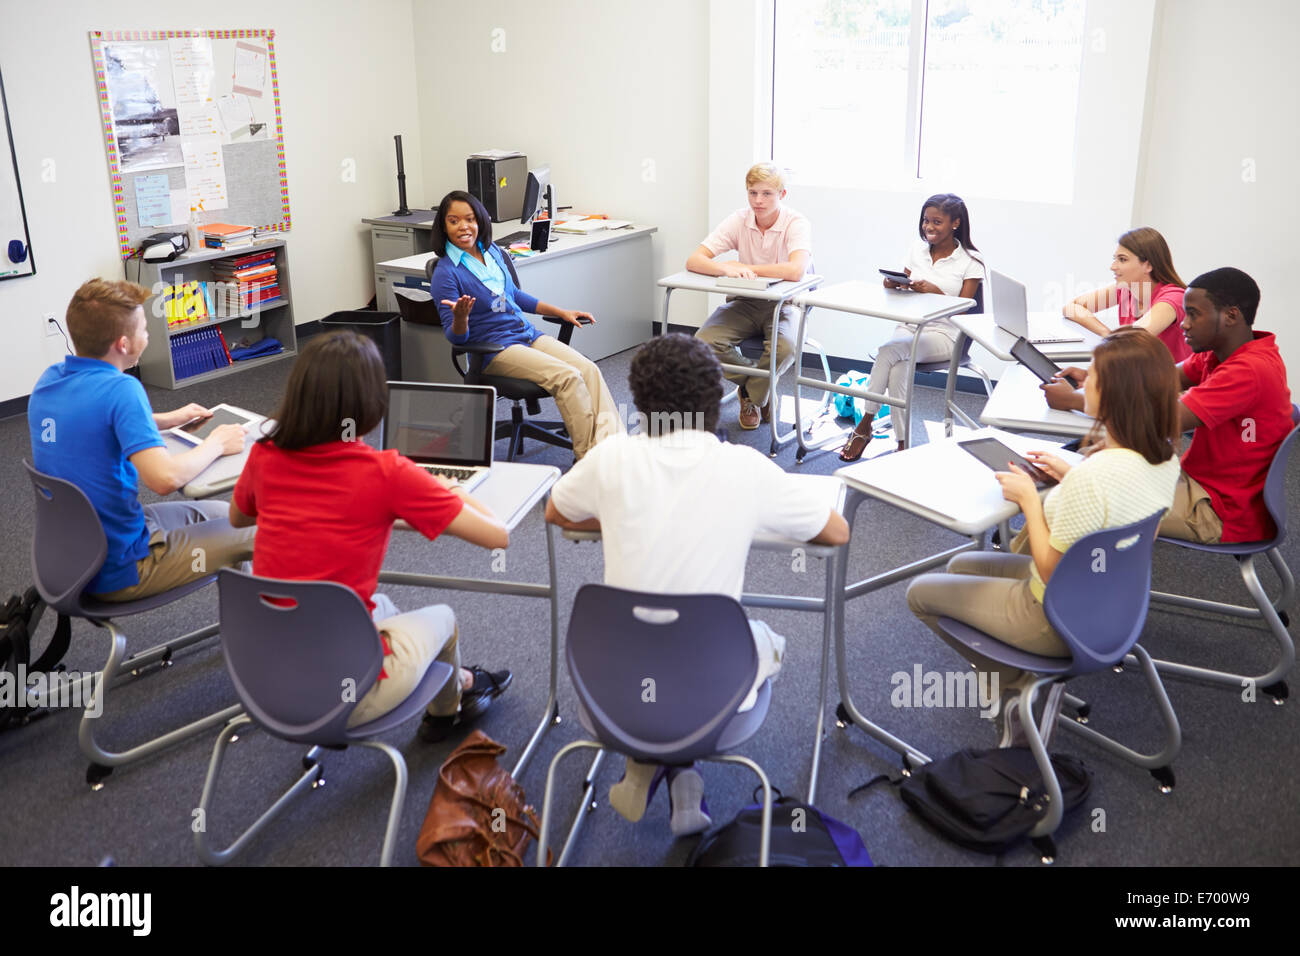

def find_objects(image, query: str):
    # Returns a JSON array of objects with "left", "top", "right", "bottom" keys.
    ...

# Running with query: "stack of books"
[
  {"left": 162, "top": 280, "right": 213, "bottom": 329},
  {"left": 211, "top": 250, "right": 282, "bottom": 313},
  {"left": 170, "top": 326, "right": 233, "bottom": 380},
  {"left": 200, "top": 222, "right": 255, "bottom": 250}
]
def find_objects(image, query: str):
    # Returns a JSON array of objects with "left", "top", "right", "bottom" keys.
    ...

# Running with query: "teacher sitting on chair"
[{"left": 430, "top": 190, "right": 624, "bottom": 459}]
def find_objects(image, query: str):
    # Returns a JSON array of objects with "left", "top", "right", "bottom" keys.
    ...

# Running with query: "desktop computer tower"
[{"left": 466, "top": 155, "right": 528, "bottom": 222}]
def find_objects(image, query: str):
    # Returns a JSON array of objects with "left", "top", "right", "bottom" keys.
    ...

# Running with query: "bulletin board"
[
  {"left": 89, "top": 29, "right": 292, "bottom": 259},
  {"left": 0, "top": 65, "right": 36, "bottom": 281}
]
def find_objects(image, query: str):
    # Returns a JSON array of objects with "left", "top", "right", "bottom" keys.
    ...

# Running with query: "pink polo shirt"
[
  {"left": 701, "top": 207, "right": 812, "bottom": 268},
  {"left": 1116, "top": 281, "right": 1191, "bottom": 363}
]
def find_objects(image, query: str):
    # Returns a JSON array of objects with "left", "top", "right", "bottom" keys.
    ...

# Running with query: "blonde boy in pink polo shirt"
[{"left": 687, "top": 163, "right": 812, "bottom": 430}]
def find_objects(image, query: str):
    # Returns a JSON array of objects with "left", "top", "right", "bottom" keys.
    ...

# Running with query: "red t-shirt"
[
  {"left": 1180, "top": 332, "right": 1293, "bottom": 542},
  {"left": 1117, "top": 281, "right": 1191, "bottom": 363},
  {"left": 233, "top": 440, "right": 464, "bottom": 611}
]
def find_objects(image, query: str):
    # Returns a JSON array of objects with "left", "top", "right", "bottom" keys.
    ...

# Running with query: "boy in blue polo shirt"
[{"left": 28, "top": 279, "right": 253, "bottom": 601}]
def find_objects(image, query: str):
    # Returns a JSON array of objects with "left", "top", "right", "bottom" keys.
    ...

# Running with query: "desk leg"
[
  {"left": 658, "top": 288, "right": 672, "bottom": 337},
  {"left": 943, "top": 334, "right": 964, "bottom": 438},
  {"left": 511, "top": 519, "right": 562, "bottom": 781},
  {"left": 806, "top": 540, "right": 838, "bottom": 804},
  {"left": 899, "top": 327, "right": 925, "bottom": 449},
  {"left": 793, "top": 303, "right": 811, "bottom": 463}
]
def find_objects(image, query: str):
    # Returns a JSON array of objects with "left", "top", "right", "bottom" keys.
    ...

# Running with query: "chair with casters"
[
  {"left": 424, "top": 249, "right": 574, "bottom": 462},
  {"left": 932, "top": 511, "right": 1180, "bottom": 862},
  {"left": 536, "top": 584, "right": 776, "bottom": 866},
  {"left": 1143, "top": 409, "right": 1300, "bottom": 703},
  {"left": 23, "top": 460, "right": 244, "bottom": 790},
  {"left": 194, "top": 568, "right": 455, "bottom": 867}
]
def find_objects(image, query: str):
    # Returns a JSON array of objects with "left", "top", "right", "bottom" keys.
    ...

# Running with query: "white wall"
[
  {"left": 410, "top": 0, "right": 710, "bottom": 330},
  {"left": 706, "top": 0, "right": 1160, "bottom": 378},
  {"left": 0, "top": 0, "right": 423, "bottom": 405},
  {"left": 1137, "top": 0, "right": 1300, "bottom": 376}
]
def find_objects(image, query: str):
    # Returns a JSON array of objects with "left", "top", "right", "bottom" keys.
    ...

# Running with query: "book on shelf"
[{"left": 170, "top": 326, "right": 233, "bottom": 380}]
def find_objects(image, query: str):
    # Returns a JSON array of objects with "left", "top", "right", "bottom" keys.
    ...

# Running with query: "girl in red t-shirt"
[
  {"left": 1062, "top": 226, "right": 1191, "bottom": 362},
  {"left": 231, "top": 331, "right": 512, "bottom": 741}
]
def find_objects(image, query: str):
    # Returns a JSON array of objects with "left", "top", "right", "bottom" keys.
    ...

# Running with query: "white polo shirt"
[
  {"left": 550, "top": 429, "right": 831, "bottom": 600},
  {"left": 900, "top": 239, "right": 985, "bottom": 338}
]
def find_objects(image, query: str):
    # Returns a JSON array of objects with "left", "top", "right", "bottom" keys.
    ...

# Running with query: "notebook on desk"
[
  {"left": 990, "top": 270, "right": 1084, "bottom": 345},
  {"left": 383, "top": 382, "right": 496, "bottom": 492}
]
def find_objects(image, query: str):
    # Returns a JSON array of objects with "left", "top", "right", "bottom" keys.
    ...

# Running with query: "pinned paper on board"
[
  {"left": 232, "top": 41, "right": 267, "bottom": 97},
  {"left": 182, "top": 133, "right": 229, "bottom": 211},
  {"left": 135, "top": 173, "right": 172, "bottom": 227}
]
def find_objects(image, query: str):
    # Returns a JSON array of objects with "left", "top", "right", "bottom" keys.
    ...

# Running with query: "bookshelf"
[{"left": 133, "top": 239, "right": 297, "bottom": 389}]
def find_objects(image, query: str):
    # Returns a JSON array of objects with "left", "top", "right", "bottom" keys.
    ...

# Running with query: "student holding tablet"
[
  {"left": 431, "top": 190, "right": 623, "bottom": 460},
  {"left": 1061, "top": 226, "right": 1190, "bottom": 362},
  {"left": 28, "top": 279, "right": 253, "bottom": 602},
  {"left": 839, "top": 193, "right": 984, "bottom": 461},
  {"left": 906, "top": 328, "right": 1181, "bottom": 745},
  {"left": 230, "top": 332, "right": 514, "bottom": 740}
]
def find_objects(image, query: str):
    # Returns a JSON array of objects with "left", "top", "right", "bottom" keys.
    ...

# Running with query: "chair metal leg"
[
  {"left": 1145, "top": 552, "right": 1296, "bottom": 693},
  {"left": 1019, "top": 680, "right": 1065, "bottom": 844},
  {"left": 357, "top": 740, "right": 410, "bottom": 868},
  {"left": 537, "top": 739, "right": 604, "bottom": 866},
  {"left": 79, "top": 620, "right": 242, "bottom": 787},
  {"left": 557, "top": 750, "right": 606, "bottom": 867},
  {"left": 1056, "top": 645, "right": 1182, "bottom": 782},
  {"left": 194, "top": 718, "right": 323, "bottom": 865},
  {"left": 512, "top": 520, "right": 563, "bottom": 781},
  {"left": 708, "top": 754, "right": 773, "bottom": 867}
]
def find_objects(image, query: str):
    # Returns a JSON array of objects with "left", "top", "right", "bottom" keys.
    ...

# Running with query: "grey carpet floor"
[{"left": 1, "top": 342, "right": 1297, "bottom": 867}]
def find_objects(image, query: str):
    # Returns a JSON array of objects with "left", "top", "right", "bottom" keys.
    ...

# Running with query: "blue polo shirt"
[{"left": 28, "top": 357, "right": 165, "bottom": 593}]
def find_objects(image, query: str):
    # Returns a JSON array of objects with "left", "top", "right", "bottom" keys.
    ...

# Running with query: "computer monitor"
[{"left": 520, "top": 165, "right": 554, "bottom": 224}]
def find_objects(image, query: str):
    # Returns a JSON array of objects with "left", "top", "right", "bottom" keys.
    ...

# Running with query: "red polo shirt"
[
  {"left": 233, "top": 440, "right": 463, "bottom": 611},
  {"left": 1180, "top": 332, "right": 1292, "bottom": 542}
]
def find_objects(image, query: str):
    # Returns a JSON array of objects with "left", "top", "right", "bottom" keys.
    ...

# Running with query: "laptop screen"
[{"left": 383, "top": 382, "right": 495, "bottom": 467}]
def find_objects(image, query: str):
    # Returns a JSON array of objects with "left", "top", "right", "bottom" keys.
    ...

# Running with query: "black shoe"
[{"left": 417, "top": 666, "right": 513, "bottom": 743}]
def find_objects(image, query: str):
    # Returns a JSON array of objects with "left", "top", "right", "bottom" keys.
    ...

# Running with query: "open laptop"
[
  {"left": 383, "top": 382, "right": 496, "bottom": 492},
  {"left": 989, "top": 269, "right": 1084, "bottom": 345}
]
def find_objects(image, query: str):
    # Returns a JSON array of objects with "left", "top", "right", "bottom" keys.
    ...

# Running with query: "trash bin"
[{"left": 319, "top": 311, "right": 402, "bottom": 380}]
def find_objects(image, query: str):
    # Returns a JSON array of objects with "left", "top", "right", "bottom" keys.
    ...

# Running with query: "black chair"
[{"left": 394, "top": 249, "right": 575, "bottom": 462}]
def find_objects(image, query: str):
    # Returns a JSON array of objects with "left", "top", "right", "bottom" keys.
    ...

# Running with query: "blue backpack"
[{"left": 686, "top": 789, "right": 872, "bottom": 867}]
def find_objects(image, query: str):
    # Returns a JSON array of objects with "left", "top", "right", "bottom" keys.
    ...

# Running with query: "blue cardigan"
[{"left": 430, "top": 243, "right": 543, "bottom": 350}]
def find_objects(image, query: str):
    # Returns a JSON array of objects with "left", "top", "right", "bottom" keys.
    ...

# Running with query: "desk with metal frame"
[
  {"left": 787, "top": 281, "right": 976, "bottom": 459},
  {"left": 979, "top": 364, "right": 1095, "bottom": 438},
  {"left": 656, "top": 271, "right": 822, "bottom": 457}
]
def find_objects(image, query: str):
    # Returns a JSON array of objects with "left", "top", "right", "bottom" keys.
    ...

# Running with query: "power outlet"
[{"left": 44, "top": 312, "right": 60, "bottom": 338}]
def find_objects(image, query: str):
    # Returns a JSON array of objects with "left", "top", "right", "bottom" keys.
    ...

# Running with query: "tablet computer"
[
  {"left": 169, "top": 404, "right": 259, "bottom": 446},
  {"left": 879, "top": 268, "right": 911, "bottom": 283},
  {"left": 1010, "top": 336, "right": 1063, "bottom": 384},
  {"left": 958, "top": 437, "right": 1056, "bottom": 488}
]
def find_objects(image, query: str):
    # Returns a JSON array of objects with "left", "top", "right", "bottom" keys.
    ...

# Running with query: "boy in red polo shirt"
[{"left": 1160, "top": 268, "right": 1292, "bottom": 543}]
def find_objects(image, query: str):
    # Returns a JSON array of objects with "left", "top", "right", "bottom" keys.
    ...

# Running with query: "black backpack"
[
  {"left": 0, "top": 587, "right": 72, "bottom": 731},
  {"left": 854, "top": 747, "right": 1091, "bottom": 860},
  {"left": 687, "top": 789, "right": 873, "bottom": 867}
]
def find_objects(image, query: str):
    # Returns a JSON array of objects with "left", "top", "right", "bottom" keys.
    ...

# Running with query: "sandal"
[{"left": 838, "top": 431, "right": 871, "bottom": 463}]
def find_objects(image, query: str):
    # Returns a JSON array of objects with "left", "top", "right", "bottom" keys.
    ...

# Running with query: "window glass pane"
[
  {"left": 918, "top": 0, "right": 1086, "bottom": 202},
  {"left": 773, "top": 0, "right": 914, "bottom": 186}
]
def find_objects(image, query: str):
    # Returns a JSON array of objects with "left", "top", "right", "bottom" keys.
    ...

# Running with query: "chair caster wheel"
[
  {"left": 588, "top": 800, "right": 598, "bottom": 813},
  {"left": 834, "top": 702, "right": 850, "bottom": 729},
  {"left": 302, "top": 755, "right": 317, "bottom": 772},
  {"left": 795, "top": 451, "right": 807, "bottom": 465},
  {"left": 311, "top": 777, "right": 326, "bottom": 789},
  {"left": 768, "top": 446, "right": 779, "bottom": 459},
  {"left": 1263, "top": 680, "right": 1289, "bottom": 704},
  {"left": 87, "top": 764, "right": 112, "bottom": 789},
  {"left": 1074, "top": 703, "right": 1091, "bottom": 720},
  {"left": 1279, "top": 610, "right": 1290, "bottom": 627},
  {"left": 1111, "top": 663, "right": 1124, "bottom": 673},
  {"left": 551, "top": 702, "right": 562, "bottom": 725},
  {"left": 1151, "top": 766, "right": 1175, "bottom": 793}
]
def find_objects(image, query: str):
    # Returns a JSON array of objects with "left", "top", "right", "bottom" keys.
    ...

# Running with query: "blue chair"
[
  {"left": 1143, "top": 413, "right": 1300, "bottom": 702},
  {"left": 536, "top": 585, "right": 775, "bottom": 866},
  {"left": 194, "top": 569, "right": 454, "bottom": 867},
  {"left": 933, "top": 511, "right": 1180, "bottom": 861},
  {"left": 23, "top": 461, "right": 243, "bottom": 789}
]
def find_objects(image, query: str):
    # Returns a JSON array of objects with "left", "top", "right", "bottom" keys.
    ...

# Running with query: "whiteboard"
[
  {"left": 0, "top": 66, "right": 36, "bottom": 281},
  {"left": 88, "top": 30, "right": 292, "bottom": 259}
]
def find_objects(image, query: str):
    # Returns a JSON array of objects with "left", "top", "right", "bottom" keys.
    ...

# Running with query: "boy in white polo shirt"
[
  {"left": 546, "top": 334, "right": 849, "bottom": 836},
  {"left": 688, "top": 162, "right": 813, "bottom": 430}
]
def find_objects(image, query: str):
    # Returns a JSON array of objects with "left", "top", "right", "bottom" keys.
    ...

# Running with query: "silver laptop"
[
  {"left": 989, "top": 269, "right": 1084, "bottom": 345},
  {"left": 383, "top": 382, "right": 496, "bottom": 492}
]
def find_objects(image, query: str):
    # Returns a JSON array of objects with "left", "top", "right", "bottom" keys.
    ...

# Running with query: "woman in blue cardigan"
[{"left": 430, "top": 191, "right": 623, "bottom": 459}]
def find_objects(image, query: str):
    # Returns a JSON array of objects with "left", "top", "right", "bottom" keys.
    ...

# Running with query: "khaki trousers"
[
  {"left": 1157, "top": 472, "right": 1224, "bottom": 544},
  {"left": 95, "top": 501, "right": 255, "bottom": 602},
  {"left": 695, "top": 297, "right": 797, "bottom": 409},
  {"left": 906, "top": 551, "right": 1069, "bottom": 688},
  {"left": 486, "top": 334, "right": 624, "bottom": 458},
  {"left": 347, "top": 595, "right": 462, "bottom": 727}
]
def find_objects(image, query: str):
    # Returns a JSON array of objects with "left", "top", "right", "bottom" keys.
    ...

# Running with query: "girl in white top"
[
  {"left": 840, "top": 193, "right": 985, "bottom": 461},
  {"left": 906, "top": 327, "right": 1182, "bottom": 744}
]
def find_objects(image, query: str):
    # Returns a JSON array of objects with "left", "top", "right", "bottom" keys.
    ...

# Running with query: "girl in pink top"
[{"left": 1062, "top": 226, "right": 1191, "bottom": 363}]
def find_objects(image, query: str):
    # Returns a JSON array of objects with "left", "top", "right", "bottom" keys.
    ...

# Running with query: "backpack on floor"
[
  {"left": 687, "top": 789, "right": 872, "bottom": 867},
  {"left": 857, "top": 747, "right": 1091, "bottom": 857},
  {"left": 833, "top": 370, "right": 871, "bottom": 424},
  {"left": 0, "top": 586, "right": 72, "bottom": 731}
]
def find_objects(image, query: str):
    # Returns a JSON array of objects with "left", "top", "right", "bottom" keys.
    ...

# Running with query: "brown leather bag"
[{"left": 416, "top": 730, "right": 549, "bottom": 866}]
